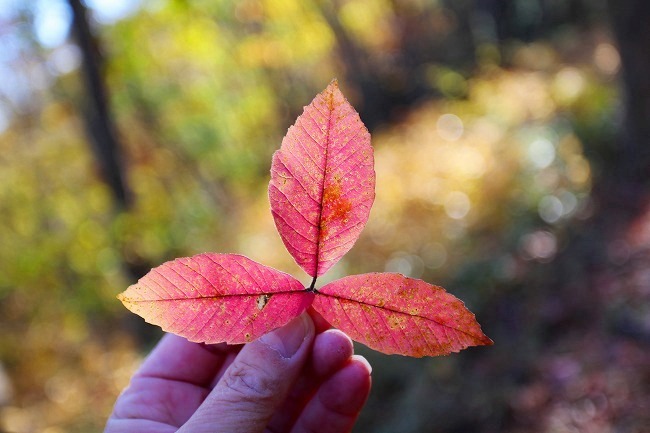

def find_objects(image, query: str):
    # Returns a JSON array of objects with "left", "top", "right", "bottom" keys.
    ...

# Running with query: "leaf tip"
[
  {"left": 116, "top": 284, "right": 137, "bottom": 307},
  {"left": 479, "top": 333, "right": 495, "bottom": 346},
  {"left": 116, "top": 291, "right": 135, "bottom": 311}
]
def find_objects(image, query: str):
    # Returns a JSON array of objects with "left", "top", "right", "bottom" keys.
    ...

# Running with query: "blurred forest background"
[{"left": 0, "top": 0, "right": 649, "bottom": 432}]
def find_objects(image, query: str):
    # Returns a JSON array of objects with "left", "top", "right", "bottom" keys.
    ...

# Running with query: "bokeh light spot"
[
  {"left": 444, "top": 191, "right": 471, "bottom": 219},
  {"left": 593, "top": 43, "right": 621, "bottom": 75},
  {"left": 384, "top": 252, "right": 424, "bottom": 278},
  {"left": 385, "top": 253, "right": 412, "bottom": 276},
  {"left": 553, "top": 67, "right": 585, "bottom": 103},
  {"left": 521, "top": 230, "right": 557, "bottom": 261},
  {"left": 34, "top": 0, "right": 71, "bottom": 48},
  {"left": 85, "top": 0, "right": 142, "bottom": 24},
  {"left": 558, "top": 190, "right": 578, "bottom": 216},
  {"left": 47, "top": 44, "right": 81, "bottom": 75},
  {"left": 527, "top": 138, "right": 556, "bottom": 169},
  {"left": 436, "top": 113, "right": 464, "bottom": 141},
  {"left": 538, "top": 195, "right": 564, "bottom": 223}
]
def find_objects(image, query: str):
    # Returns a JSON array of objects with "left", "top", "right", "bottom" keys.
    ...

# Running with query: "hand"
[{"left": 105, "top": 312, "right": 372, "bottom": 433}]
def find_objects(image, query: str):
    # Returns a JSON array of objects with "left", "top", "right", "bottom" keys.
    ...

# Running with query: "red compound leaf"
[{"left": 119, "top": 82, "right": 493, "bottom": 358}]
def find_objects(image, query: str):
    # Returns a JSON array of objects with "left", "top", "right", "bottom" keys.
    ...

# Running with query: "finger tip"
[
  {"left": 350, "top": 354, "right": 372, "bottom": 375},
  {"left": 317, "top": 357, "right": 372, "bottom": 417},
  {"left": 312, "top": 329, "right": 354, "bottom": 377},
  {"left": 291, "top": 352, "right": 373, "bottom": 433}
]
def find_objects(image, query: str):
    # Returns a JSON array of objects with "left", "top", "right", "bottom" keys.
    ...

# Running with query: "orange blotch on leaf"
[{"left": 320, "top": 179, "right": 353, "bottom": 237}]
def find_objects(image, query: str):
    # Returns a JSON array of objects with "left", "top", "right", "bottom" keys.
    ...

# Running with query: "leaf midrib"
[
  {"left": 121, "top": 288, "right": 308, "bottom": 303},
  {"left": 315, "top": 291, "right": 486, "bottom": 341},
  {"left": 310, "top": 86, "right": 335, "bottom": 288}
]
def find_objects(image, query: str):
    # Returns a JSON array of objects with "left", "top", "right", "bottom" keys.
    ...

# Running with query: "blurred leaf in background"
[{"left": 0, "top": 0, "right": 648, "bottom": 432}]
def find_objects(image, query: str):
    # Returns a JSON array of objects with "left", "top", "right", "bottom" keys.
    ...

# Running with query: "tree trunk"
[{"left": 68, "top": 0, "right": 130, "bottom": 208}]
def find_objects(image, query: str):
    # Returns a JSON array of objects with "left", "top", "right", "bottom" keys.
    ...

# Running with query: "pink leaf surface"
[
  {"left": 312, "top": 273, "right": 493, "bottom": 357},
  {"left": 117, "top": 253, "right": 313, "bottom": 344},
  {"left": 269, "top": 80, "right": 375, "bottom": 278}
]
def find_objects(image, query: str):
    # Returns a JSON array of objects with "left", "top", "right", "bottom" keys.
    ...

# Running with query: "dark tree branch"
[{"left": 68, "top": 0, "right": 130, "bottom": 208}]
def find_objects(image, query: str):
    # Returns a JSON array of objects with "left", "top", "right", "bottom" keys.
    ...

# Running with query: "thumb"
[{"left": 180, "top": 313, "right": 315, "bottom": 433}]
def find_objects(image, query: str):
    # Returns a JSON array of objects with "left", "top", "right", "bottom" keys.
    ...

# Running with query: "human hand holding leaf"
[{"left": 118, "top": 81, "right": 492, "bottom": 357}]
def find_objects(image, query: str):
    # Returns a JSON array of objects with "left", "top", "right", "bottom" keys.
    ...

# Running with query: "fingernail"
[
  {"left": 260, "top": 314, "right": 311, "bottom": 358},
  {"left": 352, "top": 354, "right": 373, "bottom": 374}
]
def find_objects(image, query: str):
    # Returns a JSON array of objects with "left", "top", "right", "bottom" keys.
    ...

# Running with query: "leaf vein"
[{"left": 274, "top": 155, "right": 320, "bottom": 204}]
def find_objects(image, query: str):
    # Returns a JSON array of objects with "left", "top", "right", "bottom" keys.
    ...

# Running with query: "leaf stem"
[{"left": 307, "top": 276, "right": 318, "bottom": 292}]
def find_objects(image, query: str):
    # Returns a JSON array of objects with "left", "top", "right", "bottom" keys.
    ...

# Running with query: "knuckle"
[{"left": 221, "top": 359, "right": 278, "bottom": 403}]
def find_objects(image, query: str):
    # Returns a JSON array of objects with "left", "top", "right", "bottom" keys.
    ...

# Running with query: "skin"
[{"left": 105, "top": 311, "right": 372, "bottom": 433}]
